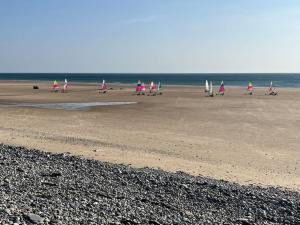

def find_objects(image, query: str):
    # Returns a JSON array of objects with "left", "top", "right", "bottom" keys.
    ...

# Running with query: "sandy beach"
[{"left": 0, "top": 81, "right": 299, "bottom": 190}]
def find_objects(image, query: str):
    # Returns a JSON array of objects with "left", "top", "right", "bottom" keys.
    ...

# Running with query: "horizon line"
[{"left": 1, "top": 72, "right": 300, "bottom": 75}]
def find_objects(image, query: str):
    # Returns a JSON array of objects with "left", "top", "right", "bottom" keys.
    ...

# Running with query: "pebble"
[
  {"left": 26, "top": 213, "right": 43, "bottom": 224},
  {"left": 0, "top": 144, "right": 299, "bottom": 225}
]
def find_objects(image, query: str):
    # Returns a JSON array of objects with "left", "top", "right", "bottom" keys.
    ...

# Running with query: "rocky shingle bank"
[{"left": 0, "top": 144, "right": 299, "bottom": 225}]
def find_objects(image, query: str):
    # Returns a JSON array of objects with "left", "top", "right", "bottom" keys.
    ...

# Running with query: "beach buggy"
[
  {"left": 99, "top": 80, "right": 108, "bottom": 94},
  {"left": 265, "top": 81, "right": 278, "bottom": 96},
  {"left": 135, "top": 80, "right": 142, "bottom": 95},
  {"left": 148, "top": 81, "right": 157, "bottom": 96},
  {"left": 52, "top": 80, "right": 60, "bottom": 92},
  {"left": 246, "top": 81, "right": 254, "bottom": 95},
  {"left": 217, "top": 81, "right": 225, "bottom": 96}
]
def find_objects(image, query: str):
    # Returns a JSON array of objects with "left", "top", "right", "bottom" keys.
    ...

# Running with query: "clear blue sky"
[{"left": 1, "top": 0, "right": 300, "bottom": 73}]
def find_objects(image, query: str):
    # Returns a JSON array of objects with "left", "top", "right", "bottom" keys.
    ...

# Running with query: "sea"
[{"left": 0, "top": 73, "right": 300, "bottom": 87}]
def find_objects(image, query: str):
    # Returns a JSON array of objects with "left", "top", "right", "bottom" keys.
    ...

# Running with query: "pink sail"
[
  {"left": 100, "top": 80, "right": 107, "bottom": 91},
  {"left": 63, "top": 79, "right": 68, "bottom": 91},
  {"left": 141, "top": 83, "right": 146, "bottom": 92},
  {"left": 52, "top": 80, "right": 60, "bottom": 90},
  {"left": 150, "top": 82, "right": 156, "bottom": 92},
  {"left": 219, "top": 81, "right": 225, "bottom": 94},
  {"left": 136, "top": 80, "right": 142, "bottom": 92},
  {"left": 136, "top": 85, "right": 142, "bottom": 92},
  {"left": 150, "top": 85, "right": 156, "bottom": 92},
  {"left": 101, "top": 83, "right": 107, "bottom": 90},
  {"left": 247, "top": 82, "right": 253, "bottom": 92}
]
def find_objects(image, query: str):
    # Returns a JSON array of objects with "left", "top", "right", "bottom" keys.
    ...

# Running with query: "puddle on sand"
[{"left": 1, "top": 102, "right": 137, "bottom": 110}]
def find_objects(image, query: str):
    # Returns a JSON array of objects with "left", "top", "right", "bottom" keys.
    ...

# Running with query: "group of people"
[
  {"left": 204, "top": 80, "right": 277, "bottom": 97},
  {"left": 51, "top": 79, "right": 277, "bottom": 97}
]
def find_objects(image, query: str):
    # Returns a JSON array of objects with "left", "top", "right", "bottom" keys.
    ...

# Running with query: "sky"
[{"left": 1, "top": 0, "right": 300, "bottom": 73}]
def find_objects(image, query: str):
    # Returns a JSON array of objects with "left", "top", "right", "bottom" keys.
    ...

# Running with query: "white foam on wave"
[{"left": 2, "top": 102, "right": 137, "bottom": 110}]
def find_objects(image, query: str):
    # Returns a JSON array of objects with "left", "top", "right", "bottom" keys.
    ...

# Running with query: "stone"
[
  {"left": 26, "top": 213, "right": 44, "bottom": 224},
  {"left": 0, "top": 144, "right": 299, "bottom": 224}
]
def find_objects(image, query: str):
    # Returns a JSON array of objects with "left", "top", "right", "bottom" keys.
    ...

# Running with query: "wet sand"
[{"left": 0, "top": 81, "right": 299, "bottom": 190}]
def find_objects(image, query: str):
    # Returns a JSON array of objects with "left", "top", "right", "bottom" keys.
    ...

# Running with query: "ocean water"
[{"left": 0, "top": 73, "right": 300, "bottom": 87}]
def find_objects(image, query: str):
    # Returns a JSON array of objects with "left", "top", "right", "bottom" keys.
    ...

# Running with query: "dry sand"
[{"left": 0, "top": 81, "right": 299, "bottom": 190}]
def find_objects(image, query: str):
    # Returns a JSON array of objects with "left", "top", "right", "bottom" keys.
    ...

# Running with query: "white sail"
[
  {"left": 150, "top": 81, "right": 154, "bottom": 89},
  {"left": 63, "top": 78, "right": 68, "bottom": 92},
  {"left": 209, "top": 81, "right": 213, "bottom": 95},
  {"left": 205, "top": 80, "right": 209, "bottom": 92}
]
